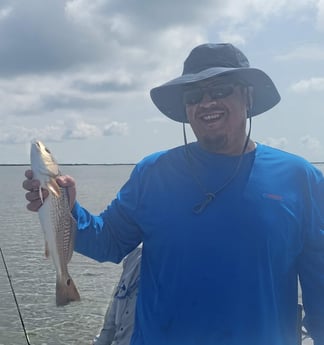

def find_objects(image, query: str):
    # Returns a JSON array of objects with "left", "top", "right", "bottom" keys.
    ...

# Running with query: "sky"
[{"left": 1, "top": 0, "right": 324, "bottom": 164}]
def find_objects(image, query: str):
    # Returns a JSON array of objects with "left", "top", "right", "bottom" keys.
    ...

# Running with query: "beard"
[{"left": 199, "top": 134, "right": 227, "bottom": 153}]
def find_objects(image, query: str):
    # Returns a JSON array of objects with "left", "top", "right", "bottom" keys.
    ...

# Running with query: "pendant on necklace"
[{"left": 193, "top": 192, "right": 216, "bottom": 214}]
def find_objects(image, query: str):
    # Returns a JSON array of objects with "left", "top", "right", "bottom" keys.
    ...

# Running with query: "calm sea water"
[
  {"left": 0, "top": 165, "right": 133, "bottom": 345},
  {"left": 1, "top": 164, "right": 320, "bottom": 345}
]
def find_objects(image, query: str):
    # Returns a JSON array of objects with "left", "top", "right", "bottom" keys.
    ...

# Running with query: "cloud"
[
  {"left": 0, "top": 5, "right": 12, "bottom": 19},
  {"left": 275, "top": 44, "right": 324, "bottom": 61},
  {"left": 72, "top": 72, "right": 139, "bottom": 93},
  {"left": 1, "top": 0, "right": 318, "bottom": 79},
  {"left": 0, "top": 124, "right": 63, "bottom": 144},
  {"left": 62, "top": 118, "right": 101, "bottom": 139},
  {"left": 290, "top": 77, "right": 324, "bottom": 93},
  {"left": 65, "top": 0, "right": 218, "bottom": 32},
  {"left": 0, "top": 0, "right": 101, "bottom": 76},
  {"left": 0, "top": 0, "right": 209, "bottom": 78},
  {"left": 207, "top": 0, "right": 318, "bottom": 44},
  {"left": 40, "top": 93, "right": 109, "bottom": 112},
  {"left": 316, "top": 0, "right": 324, "bottom": 30},
  {"left": 261, "top": 137, "right": 288, "bottom": 150},
  {"left": 0, "top": 1, "right": 323, "bottom": 153},
  {"left": 103, "top": 121, "right": 129, "bottom": 136},
  {"left": 218, "top": 31, "right": 246, "bottom": 45},
  {"left": 0, "top": 117, "right": 128, "bottom": 144},
  {"left": 300, "top": 135, "right": 322, "bottom": 150}
]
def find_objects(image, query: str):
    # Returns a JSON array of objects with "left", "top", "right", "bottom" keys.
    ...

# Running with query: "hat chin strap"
[{"left": 183, "top": 114, "right": 253, "bottom": 214}]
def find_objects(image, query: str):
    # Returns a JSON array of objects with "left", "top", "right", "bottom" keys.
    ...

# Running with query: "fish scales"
[{"left": 49, "top": 186, "right": 75, "bottom": 271}]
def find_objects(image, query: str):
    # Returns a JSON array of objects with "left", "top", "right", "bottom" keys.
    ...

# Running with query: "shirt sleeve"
[
  {"left": 71, "top": 165, "right": 143, "bottom": 264},
  {"left": 298, "top": 167, "right": 324, "bottom": 345},
  {"left": 94, "top": 295, "right": 117, "bottom": 345}
]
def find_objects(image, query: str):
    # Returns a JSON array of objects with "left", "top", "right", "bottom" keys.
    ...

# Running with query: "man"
[
  {"left": 92, "top": 247, "right": 141, "bottom": 345},
  {"left": 24, "top": 43, "right": 324, "bottom": 345}
]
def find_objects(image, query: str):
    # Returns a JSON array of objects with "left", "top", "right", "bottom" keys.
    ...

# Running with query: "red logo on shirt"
[{"left": 262, "top": 193, "right": 283, "bottom": 201}]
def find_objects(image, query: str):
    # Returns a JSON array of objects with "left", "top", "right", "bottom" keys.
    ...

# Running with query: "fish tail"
[{"left": 55, "top": 274, "right": 81, "bottom": 307}]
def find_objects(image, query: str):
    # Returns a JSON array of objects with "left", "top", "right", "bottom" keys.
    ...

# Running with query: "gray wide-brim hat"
[{"left": 150, "top": 43, "right": 281, "bottom": 123}]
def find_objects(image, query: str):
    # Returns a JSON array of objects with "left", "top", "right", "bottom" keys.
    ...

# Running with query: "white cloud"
[
  {"left": 0, "top": 0, "right": 318, "bottom": 78},
  {"left": 275, "top": 44, "right": 324, "bottom": 61},
  {"left": 0, "top": 124, "right": 63, "bottom": 144},
  {"left": 261, "top": 137, "right": 288, "bottom": 150},
  {"left": 209, "top": 0, "right": 317, "bottom": 42},
  {"left": 290, "top": 77, "right": 324, "bottom": 93},
  {"left": 103, "top": 121, "right": 129, "bottom": 136},
  {"left": 316, "top": 0, "right": 324, "bottom": 30},
  {"left": 62, "top": 118, "right": 101, "bottom": 139},
  {"left": 300, "top": 135, "right": 322, "bottom": 150},
  {"left": 0, "top": 117, "right": 128, "bottom": 144},
  {"left": 0, "top": 6, "right": 13, "bottom": 20},
  {"left": 218, "top": 31, "right": 246, "bottom": 45}
]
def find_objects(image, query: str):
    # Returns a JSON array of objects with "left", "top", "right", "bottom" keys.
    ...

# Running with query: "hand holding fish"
[{"left": 23, "top": 169, "right": 76, "bottom": 212}]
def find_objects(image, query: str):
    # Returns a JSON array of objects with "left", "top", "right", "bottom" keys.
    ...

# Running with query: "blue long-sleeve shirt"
[{"left": 73, "top": 143, "right": 324, "bottom": 345}]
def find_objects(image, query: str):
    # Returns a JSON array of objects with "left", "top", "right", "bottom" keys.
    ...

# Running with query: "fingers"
[
  {"left": 56, "top": 175, "right": 75, "bottom": 188},
  {"left": 25, "top": 169, "right": 33, "bottom": 179},
  {"left": 22, "top": 178, "right": 40, "bottom": 192},
  {"left": 25, "top": 188, "right": 49, "bottom": 202},
  {"left": 23, "top": 170, "right": 77, "bottom": 212},
  {"left": 23, "top": 169, "right": 45, "bottom": 212},
  {"left": 23, "top": 169, "right": 38, "bottom": 191},
  {"left": 25, "top": 188, "right": 49, "bottom": 212},
  {"left": 26, "top": 197, "right": 43, "bottom": 212}
]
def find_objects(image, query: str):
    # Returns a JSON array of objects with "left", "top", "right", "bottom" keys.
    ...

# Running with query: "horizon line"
[
  {"left": 1, "top": 162, "right": 324, "bottom": 166},
  {"left": 0, "top": 163, "right": 136, "bottom": 166}
]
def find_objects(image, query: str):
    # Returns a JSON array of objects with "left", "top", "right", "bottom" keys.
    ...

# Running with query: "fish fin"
[
  {"left": 46, "top": 178, "right": 61, "bottom": 197},
  {"left": 38, "top": 188, "right": 44, "bottom": 204},
  {"left": 56, "top": 274, "right": 81, "bottom": 307},
  {"left": 44, "top": 240, "right": 50, "bottom": 258}
]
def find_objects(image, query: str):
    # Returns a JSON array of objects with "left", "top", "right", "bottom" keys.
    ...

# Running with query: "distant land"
[
  {"left": 1, "top": 162, "right": 324, "bottom": 166},
  {"left": 0, "top": 163, "right": 136, "bottom": 166}
]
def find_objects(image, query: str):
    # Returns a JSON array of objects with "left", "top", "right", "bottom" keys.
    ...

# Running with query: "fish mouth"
[
  {"left": 31, "top": 138, "right": 41, "bottom": 146},
  {"left": 30, "top": 139, "right": 43, "bottom": 153}
]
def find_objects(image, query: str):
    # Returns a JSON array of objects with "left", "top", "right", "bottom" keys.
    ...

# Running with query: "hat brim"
[{"left": 150, "top": 67, "right": 281, "bottom": 123}]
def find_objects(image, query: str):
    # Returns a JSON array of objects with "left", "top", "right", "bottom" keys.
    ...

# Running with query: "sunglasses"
[{"left": 183, "top": 83, "right": 238, "bottom": 105}]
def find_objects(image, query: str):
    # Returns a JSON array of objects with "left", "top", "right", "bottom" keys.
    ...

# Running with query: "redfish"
[{"left": 30, "top": 140, "right": 80, "bottom": 306}]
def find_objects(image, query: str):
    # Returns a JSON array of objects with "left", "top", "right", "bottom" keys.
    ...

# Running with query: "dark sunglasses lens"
[
  {"left": 183, "top": 89, "right": 203, "bottom": 105},
  {"left": 184, "top": 85, "right": 235, "bottom": 105},
  {"left": 209, "top": 85, "right": 234, "bottom": 99}
]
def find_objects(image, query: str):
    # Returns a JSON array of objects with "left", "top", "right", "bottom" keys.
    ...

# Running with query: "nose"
[{"left": 200, "top": 91, "right": 218, "bottom": 105}]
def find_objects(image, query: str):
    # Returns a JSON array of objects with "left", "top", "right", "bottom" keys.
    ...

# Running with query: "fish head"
[{"left": 30, "top": 140, "right": 60, "bottom": 180}]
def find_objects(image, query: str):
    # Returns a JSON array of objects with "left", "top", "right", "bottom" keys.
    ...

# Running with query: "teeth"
[{"left": 202, "top": 113, "right": 223, "bottom": 120}]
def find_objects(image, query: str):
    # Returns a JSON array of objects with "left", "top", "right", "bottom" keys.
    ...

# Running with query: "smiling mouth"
[{"left": 200, "top": 111, "right": 225, "bottom": 122}]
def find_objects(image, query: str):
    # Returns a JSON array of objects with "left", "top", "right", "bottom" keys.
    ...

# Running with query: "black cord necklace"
[{"left": 183, "top": 116, "right": 252, "bottom": 214}]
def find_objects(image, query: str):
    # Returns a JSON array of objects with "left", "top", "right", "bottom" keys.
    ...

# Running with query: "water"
[
  {"left": 0, "top": 165, "right": 133, "bottom": 345},
  {"left": 1, "top": 164, "right": 320, "bottom": 345}
]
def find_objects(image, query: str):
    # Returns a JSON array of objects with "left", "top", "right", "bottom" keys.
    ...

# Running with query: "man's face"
[{"left": 184, "top": 77, "right": 250, "bottom": 155}]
